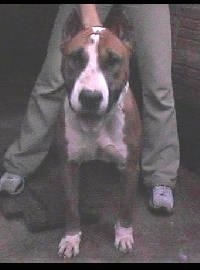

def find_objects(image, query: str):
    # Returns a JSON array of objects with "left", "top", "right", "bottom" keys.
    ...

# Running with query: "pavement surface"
[{"left": 0, "top": 88, "right": 200, "bottom": 263}]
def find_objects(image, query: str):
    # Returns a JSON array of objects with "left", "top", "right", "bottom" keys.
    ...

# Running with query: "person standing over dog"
[{"left": 0, "top": 4, "right": 179, "bottom": 214}]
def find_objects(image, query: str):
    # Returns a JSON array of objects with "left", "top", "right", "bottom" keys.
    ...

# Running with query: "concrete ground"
[{"left": 0, "top": 88, "right": 200, "bottom": 263}]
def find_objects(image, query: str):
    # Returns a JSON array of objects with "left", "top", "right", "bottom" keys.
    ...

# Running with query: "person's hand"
[{"left": 80, "top": 4, "right": 102, "bottom": 28}]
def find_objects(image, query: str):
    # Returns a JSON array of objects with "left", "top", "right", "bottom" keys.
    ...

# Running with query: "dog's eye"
[
  {"left": 101, "top": 51, "right": 122, "bottom": 70},
  {"left": 108, "top": 52, "right": 122, "bottom": 66},
  {"left": 66, "top": 48, "right": 87, "bottom": 70}
]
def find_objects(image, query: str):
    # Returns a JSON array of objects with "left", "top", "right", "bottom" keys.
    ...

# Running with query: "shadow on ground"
[{"left": 0, "top": 89, "right": 200, "bottom": 263}]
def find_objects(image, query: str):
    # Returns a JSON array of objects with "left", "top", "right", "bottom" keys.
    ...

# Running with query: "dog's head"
[{"left": 61, "top": 6, "right": 133, "bottom": 119}]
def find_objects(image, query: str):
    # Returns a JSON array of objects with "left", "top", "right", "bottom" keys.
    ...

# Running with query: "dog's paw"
[
  {"left": 114, "top": 222, "right": 134, "bottom": 253},
  {"left": 58, "top": 232, "right": 82, "bottom": 259}
]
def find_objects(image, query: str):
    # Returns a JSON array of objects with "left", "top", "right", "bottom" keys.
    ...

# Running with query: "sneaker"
[
  {"left": 149, "top": 185, "right": 174, "bottom": 214},
  {"left": 0, "top": 172, "right": 25, "bottom": 195}
]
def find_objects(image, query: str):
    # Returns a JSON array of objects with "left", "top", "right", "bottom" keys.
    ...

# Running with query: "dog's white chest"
[{"left": 64, "top": 99, "right": 128, "bottom": 166}]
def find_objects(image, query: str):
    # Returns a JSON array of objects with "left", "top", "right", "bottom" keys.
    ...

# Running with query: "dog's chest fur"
[{"left": 64, "top": 92, "right": 128, "bottom": 166}]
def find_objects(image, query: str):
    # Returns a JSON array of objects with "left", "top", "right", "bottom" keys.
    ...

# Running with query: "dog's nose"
[{"left": 79, "top": 89, "right": 103, "bottom": 111}]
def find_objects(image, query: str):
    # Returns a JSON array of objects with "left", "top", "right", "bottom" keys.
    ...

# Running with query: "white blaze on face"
[{"left": 70, "top": 27, "right": 109, "bottom": 114}]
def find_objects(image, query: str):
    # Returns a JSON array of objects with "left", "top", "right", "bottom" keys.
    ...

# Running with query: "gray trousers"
[{"left": 3, "top": 4, "right": 180, "bottom": 189}]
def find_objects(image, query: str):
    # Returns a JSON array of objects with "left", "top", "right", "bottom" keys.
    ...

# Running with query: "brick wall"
[
  {"left": 170, "top": 4, "right": 200, "bottom": 108},
  {"left": 170, "top": 5, "right": 200, "bottom": 172}
]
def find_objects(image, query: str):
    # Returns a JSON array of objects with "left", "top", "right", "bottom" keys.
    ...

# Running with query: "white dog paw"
[
  {"left": 114, "top": 222, "right": 134, "bottom": 253},
  {"left": 58, "top": 232, "right": 82, "bottom": 259}
]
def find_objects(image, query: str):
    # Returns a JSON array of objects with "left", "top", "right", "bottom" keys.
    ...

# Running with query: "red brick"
[
  {"left": 179, "top": 28, "right": 200, "bottom": 43},
  {"left": 173, "top": 5, "right": 200, "bottom": 20},
  {"left": 176, "top": 38, "right": 200, "bottom": 54},
  {"left": 173, "top": 48, "right": 200, "bottom": 68},
  {"left": 179, "top": 17, "right": 200, "bottom": 31}
]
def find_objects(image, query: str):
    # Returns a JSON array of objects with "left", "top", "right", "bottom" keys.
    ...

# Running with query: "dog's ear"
[
  {"left": 61, "top": 8, "right": 83, "bottom": 47},
  {"left": 104, "top": 5, "right": 133, "bottom": 49}
]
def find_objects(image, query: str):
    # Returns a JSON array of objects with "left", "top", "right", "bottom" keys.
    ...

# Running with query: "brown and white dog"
[{"left": 57, "top": 6, "right": 142, "bottom": 259}]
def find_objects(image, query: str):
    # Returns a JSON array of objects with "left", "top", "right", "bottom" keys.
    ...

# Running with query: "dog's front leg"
[
  {"left": 115, "top": 164, "right": 139, "bottom": 253},
  {"left": 58, "top": 161, "right": 82, "bottom": 259}
]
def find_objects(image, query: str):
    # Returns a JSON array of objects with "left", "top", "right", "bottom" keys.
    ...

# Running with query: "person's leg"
[
  {"left": 0, "top": 4, "right": 76, "bottom": 194},
  {"left": 124, "top": 4, "right": 180, "bottom": 212}
]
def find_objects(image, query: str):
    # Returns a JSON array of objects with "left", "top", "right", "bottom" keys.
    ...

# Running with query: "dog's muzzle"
[{"left": 79, "top": 89, "right": 103, "bottom": 114}]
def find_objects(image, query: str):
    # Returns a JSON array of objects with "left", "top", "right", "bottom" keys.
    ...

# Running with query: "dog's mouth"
[
  {"left": 77, "top": 111, "right": 105, "bottom": 132},
  {"left": 78, "top": 111, "right": 103, "bottom": 121},
  {"left": 69, "top": 97, "right": 107, "bottom": 117}
]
